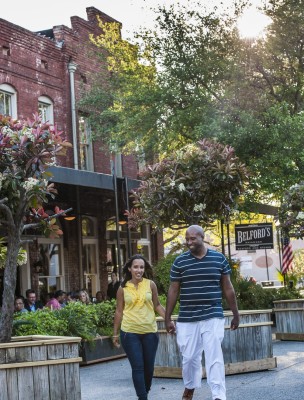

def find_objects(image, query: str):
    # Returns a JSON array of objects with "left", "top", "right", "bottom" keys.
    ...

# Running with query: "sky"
[
  {"left": 1, "top": 0, "right": 270, "bottom": 40},
  {"left": 1, "top": 0, "right": 184, "bottom": 37}
]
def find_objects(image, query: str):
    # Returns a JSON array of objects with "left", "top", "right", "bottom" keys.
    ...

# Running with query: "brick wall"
[{"left": 0, "top": 7, "right": 138, "bottom": 175}]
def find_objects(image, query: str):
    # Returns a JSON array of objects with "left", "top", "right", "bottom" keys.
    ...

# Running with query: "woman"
[
  {"left": 113, "top": 255, "right": 165, "bottom": 400},
  {"left": 78, "top": 290, "right": 91, "bottom": 305}
]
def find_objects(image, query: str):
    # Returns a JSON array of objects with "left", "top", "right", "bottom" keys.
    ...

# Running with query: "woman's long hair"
[
  {"left": 121, "top": 254, "right": 154, "bottom": 288},
  {"left": 78, "top": 290, "right": 91, "bottom": 304}
]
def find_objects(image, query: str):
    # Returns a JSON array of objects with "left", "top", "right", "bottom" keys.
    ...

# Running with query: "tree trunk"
[{"left": 0, "top": 228, "right": 21, "bottom": 342}]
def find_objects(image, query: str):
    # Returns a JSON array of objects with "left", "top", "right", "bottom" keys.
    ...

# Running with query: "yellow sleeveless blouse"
[{"left": 121, "top": 278, "right": 157, "bottom": 334}]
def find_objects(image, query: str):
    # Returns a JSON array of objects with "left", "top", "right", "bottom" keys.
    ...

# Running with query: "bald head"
[
  {"left": 185, "top": 225, "right": 206, "bottom": 257},
  {"left": 186, "top": 225, "right": 205, "bottom": 238}
]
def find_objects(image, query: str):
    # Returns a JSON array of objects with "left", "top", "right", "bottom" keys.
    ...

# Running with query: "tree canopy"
[
  {"left": 278, "top": 182, "right": 304, "bottom": 239},
  {"left": 80, "top": 3, "right": 240, "bottom": 159},
  {"left": 216, "top": 0, "right": 304, "bottom": 199},
  {"left": 81, "top": 0, "right": 304, "bottom": 203}
]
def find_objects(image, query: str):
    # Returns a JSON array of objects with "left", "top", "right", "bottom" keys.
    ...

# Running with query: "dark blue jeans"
[{"left": 120, "top": 330, "right": 159, "bottom": 400}]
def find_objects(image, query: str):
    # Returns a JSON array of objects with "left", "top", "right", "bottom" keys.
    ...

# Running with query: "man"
[
  {"left": 107, "top": 272, "right": 120, "bottom": 300},
  {"left": 24, "top": 289, "right": 43, "bottom": 312},
  {"left": 165, "top": 225, "right": 239, "bottom": 400}
]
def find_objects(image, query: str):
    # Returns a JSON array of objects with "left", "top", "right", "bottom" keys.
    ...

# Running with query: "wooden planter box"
[
  {"left": 273, "top": 299, "right": 304, "bottom": 341},
  {"left": 0, "top": 335, "right": 82, "bottom": 400},
  {"left": 79, "top": 336, "right": 126, "bottom": 365},
  {"left": 154, "top": 310, "right": 276, "bottom": 378}
]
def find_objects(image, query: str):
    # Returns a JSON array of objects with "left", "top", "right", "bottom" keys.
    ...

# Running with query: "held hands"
[
  {"left": 112, "top": 335, "right": 120, "bottom": 348},
  {"left": 165, "top": 320, "right": 176, "bottom": 334}
]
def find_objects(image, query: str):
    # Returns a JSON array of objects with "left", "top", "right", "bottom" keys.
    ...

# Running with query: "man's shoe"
[{"left": 182, "top": 388, "right": 195, "bottom": 400}]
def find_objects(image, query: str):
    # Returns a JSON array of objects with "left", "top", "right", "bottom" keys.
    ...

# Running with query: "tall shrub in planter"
[
  {"left": 0, "top": 114, "right": 71, "bottom": 342},
  {"left": 127, "top": 139, "right": 248, "bottom": 230}
]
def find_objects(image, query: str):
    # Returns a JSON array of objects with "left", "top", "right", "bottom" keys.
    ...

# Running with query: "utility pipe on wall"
[{"left": 68, "top": 61, "right": 79, "bottom": 170}]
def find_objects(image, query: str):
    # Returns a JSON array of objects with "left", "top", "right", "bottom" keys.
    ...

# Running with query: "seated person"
[
  {"left": 95, "top": 291, "right": 107, "bottom": 303},
  {"left": 78, "top": 290, "right": 91, "bottom": 305},
  {"left": 14, "top": 296, "right": 28, "bottom": 313},
  {"left": 67, "top": 291, "right": 78, "bottom": 303},
  {"left": 46, "top": 290, "right": 65, "bottom": 310},
  {"left": 24, "top": 289, "right": 43, "bottom": 312}
]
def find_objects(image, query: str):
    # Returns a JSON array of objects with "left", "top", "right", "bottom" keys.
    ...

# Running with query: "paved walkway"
[{"left": 80, "top": 339, "right": 304, "bottom": 400}]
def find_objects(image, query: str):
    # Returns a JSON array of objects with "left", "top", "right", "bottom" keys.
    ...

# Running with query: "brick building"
[{"left": 0, "top": 7, "right": 163, "bottom": 303}]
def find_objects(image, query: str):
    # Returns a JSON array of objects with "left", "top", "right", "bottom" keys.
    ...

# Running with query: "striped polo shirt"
[{"left": 170, "top": 249, "right": 231, "bottom": 322}]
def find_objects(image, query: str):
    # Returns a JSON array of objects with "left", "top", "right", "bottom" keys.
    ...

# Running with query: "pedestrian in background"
[{"left": 113, "top": 254, "right": 165, "bottom": 400}]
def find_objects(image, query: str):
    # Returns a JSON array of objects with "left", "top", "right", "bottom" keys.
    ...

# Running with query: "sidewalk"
[{"left": 80, "top": 339, "right": 304, "bottom": 400}]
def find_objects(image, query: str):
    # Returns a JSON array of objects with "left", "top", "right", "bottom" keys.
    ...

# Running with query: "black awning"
[{"left": 49, "top": 166, "right": 140, "bottom": 191}]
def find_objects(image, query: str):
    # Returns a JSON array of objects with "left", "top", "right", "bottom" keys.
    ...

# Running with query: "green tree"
[
  {"left": 80, "top": 3, "right": 241, "bottom": 159},
  {"left": 217, "top": 0, "right": 304, "bottom": 199},
  {"left": 80, "top": 19, "right": 161, "bottom": 160},
  {"left": 83, "top": 0, "right": 304, "bottom": 202},
  {"left": 0, "top": 114, "right": 71, "bottom": 342},
  {"left": 278, "top": 182, "right": 304, "bottom": 239},
  {"left": 127, "top": 139, "right": 248, "bottom": 230}
]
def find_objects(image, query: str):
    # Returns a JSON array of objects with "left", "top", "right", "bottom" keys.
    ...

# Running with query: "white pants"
[{"left": 176, "top": 318, "right": 226, "bottom": 400}]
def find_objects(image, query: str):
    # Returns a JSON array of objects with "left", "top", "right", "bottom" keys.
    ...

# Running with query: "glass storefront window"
[
  {"left": 82, "top": 217, "right": 95, "bottom": 237},
  {"left": 36, "top": 241, "right": 63, "bottom": 304}
]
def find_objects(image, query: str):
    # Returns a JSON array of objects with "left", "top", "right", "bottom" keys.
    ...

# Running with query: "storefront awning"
[{"left": 49, "top": 166, "right": 140, "bottom": 191}]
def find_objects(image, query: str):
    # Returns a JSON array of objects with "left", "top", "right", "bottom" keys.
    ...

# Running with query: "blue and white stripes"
[{"left": 170, "top": 249, "right": 231, "bottom": 322}]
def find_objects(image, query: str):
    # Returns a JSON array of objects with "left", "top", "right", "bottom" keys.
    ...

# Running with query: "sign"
[{"left": 235, "top": 223, "right": 273, "bottom": 250}]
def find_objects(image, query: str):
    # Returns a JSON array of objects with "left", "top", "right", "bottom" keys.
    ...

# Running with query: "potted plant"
[
  {"left": 0, "top": 114, "right": 82, "bottom": 399},
  {"left": 13, "top": 301, "right": 126, "bottom": 365}
]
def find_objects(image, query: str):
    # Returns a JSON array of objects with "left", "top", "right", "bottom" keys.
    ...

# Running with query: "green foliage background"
[
  {"left": 153, "top": 253, "right": 303, "bottom": 312},
  {"left": 13, "top": 301, "right": 117, "bottom": 340}
]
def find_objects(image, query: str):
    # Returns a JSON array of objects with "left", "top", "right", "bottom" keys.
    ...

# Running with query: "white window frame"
[
  {"left": 137, "top": 224, "right": 152, "bottom": 263},
  {"left": 0, "top": 84, "right": 17, "bottom": 118},
  {"left": 37, "top": 237, "right": 65, "bottom": 290},
  {"left": 82, "top": 216, "right": 99, "bottom": 295},
  {"left": 79, "top": 116, "right": 94, "bottom": 172},
  {"left": 38, "top": 95, "right": 54, "bottom": 124}
]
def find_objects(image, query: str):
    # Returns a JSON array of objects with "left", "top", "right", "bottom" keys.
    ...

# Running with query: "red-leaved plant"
[{"left": 0, "top": 113, "right": 72, "bottom": 342}]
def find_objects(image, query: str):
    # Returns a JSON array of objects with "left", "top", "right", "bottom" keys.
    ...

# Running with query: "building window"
[
  {"left": 81, "top": 217, "right": 99, "bottom": 295},
  {"left": 114, "top": 153, "right": 122, "bottom": 177},
  {"left": 82, "top": 217, "right": 96, "bottom": 237},
  {"left": 2, "top": 46, "right": 10, "bottom": 56},
  {"left": 0, "top": 84, "right": 17, "bottom": 118},
  {"left": 38, "top": 96, "right": 54, "bottom": 124},
  {"left": 79, "top": 116, "right": 94, "bottom": 171},
  {"left": 137, "top": 224, "right": 151, "bottom": 262},
  {"left": 41, "top": 60, "right": 48, "bottom": 69},
  {"left": 36, "top": 240, "right": 64, "bottom": 303},
  {"left": 81, "top": 74, "right": 87, "bottom": 84}
]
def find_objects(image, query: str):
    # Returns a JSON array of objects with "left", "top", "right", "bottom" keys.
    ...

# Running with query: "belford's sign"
[{"left": 235, "top": 223, "right": 273, "bottom": 250}]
